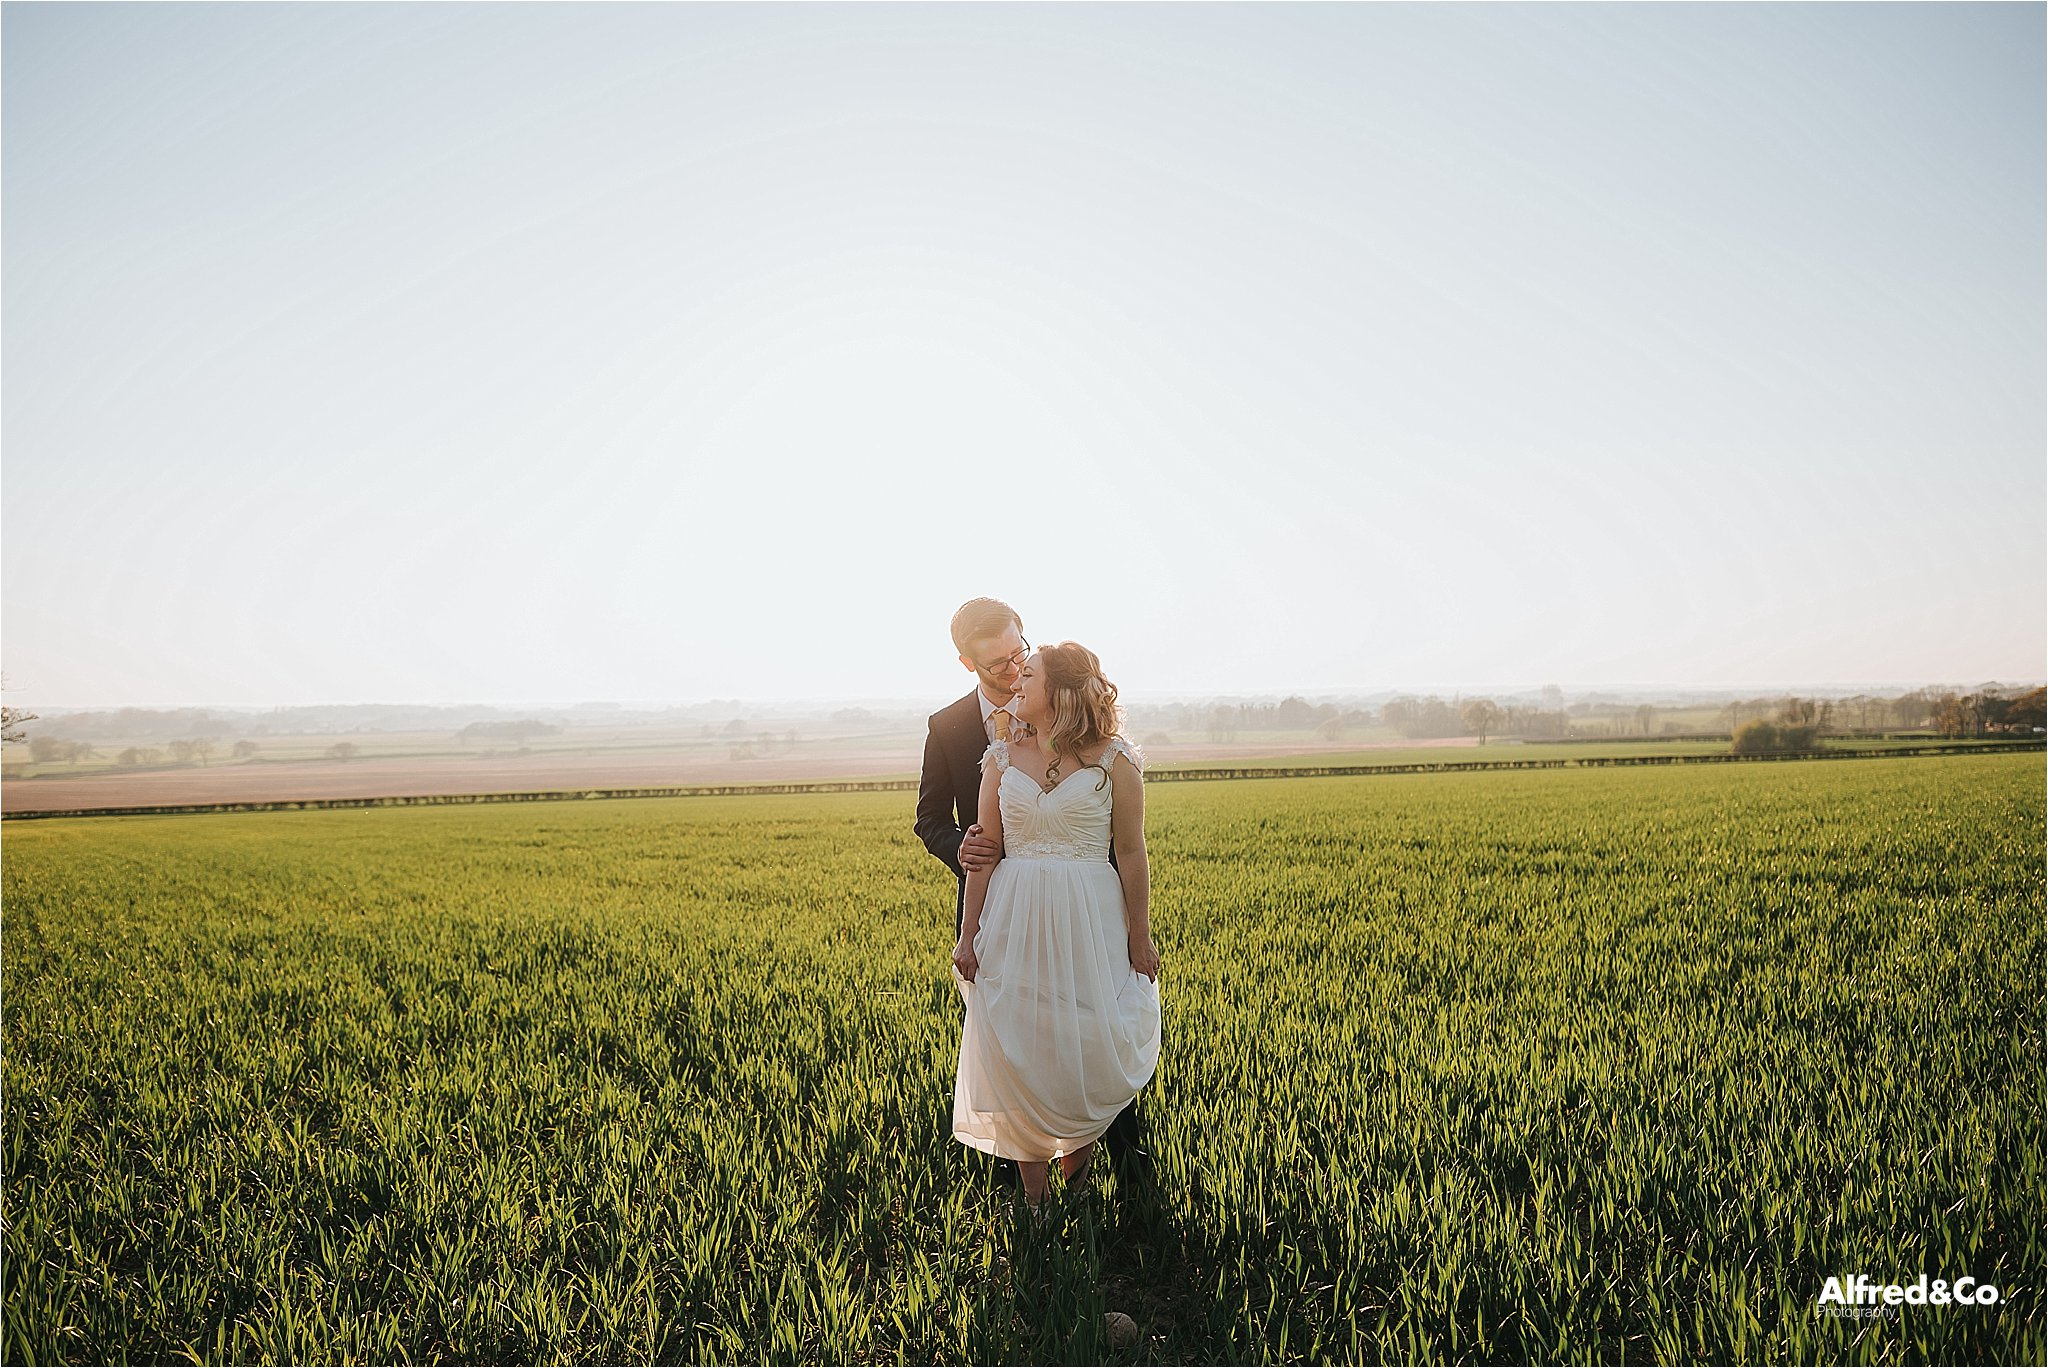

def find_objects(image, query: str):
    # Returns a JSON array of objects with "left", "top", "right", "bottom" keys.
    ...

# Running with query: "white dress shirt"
[{"left": 978, "top": 688, "right": 1017, "bottom": 742}]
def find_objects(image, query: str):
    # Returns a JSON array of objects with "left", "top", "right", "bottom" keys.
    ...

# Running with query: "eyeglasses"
[{"left": 975, "top": 640, "right": 1031, "bottom": 675}]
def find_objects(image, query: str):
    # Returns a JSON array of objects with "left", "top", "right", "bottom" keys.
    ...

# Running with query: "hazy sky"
[{"left": 5, "top": 3, "right": 2042, "bottom": 708}]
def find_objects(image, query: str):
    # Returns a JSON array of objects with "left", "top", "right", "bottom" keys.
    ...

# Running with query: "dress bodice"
[{"left": 982, "top": 738, "right": 1139, "bottom": 862}]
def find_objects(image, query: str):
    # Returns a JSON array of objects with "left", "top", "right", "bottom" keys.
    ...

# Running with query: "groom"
[
  {"left": 914, "top": 597, "right": 1027, "bottom": 925},
  {"left": 916, "top": 597, "right": 1148, "bottom": 1182}
]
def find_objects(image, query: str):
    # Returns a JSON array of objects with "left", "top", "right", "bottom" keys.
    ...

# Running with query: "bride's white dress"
[{"left": 952, "top": 736, "right": 1161, "bottom": 1161}]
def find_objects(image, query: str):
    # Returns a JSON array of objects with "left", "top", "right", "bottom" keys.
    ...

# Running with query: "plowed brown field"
[{"left": 0, "top": 736, "right": 1484, "bottom": 814}]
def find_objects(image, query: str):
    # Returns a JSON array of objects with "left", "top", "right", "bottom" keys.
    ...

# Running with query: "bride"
[{"left": 950, "top": 641, "right": 1162, "bottom": 1213}]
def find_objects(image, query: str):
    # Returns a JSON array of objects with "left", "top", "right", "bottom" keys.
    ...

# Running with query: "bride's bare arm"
[
  {"left": 953, "top": 763, "right": 1005, "bottom": 981},
  {"left": 1109, "top": 751, "right": 1159, "bottom": 980}
]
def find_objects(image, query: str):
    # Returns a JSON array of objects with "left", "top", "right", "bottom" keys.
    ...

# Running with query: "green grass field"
[{"left": 4, "top": 754, "right": 2041, "bottom": 1364}]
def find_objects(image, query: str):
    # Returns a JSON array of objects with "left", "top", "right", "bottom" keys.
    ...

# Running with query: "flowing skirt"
[{"left": 952, "top": 856, "right": 1161, "bottom": 1161}]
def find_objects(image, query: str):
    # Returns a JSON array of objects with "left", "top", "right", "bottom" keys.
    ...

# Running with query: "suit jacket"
[
  {"left": 915, "top": 689, "right": 1118, "bottom": 933},
  {"left": 916, "top": 691, "right": 989, "bottom": 929}
]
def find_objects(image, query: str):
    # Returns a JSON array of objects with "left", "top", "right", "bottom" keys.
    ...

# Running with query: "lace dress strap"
[
  {"left": 980, "top": 739, "right": 1010, "bottom": 773},
  {"left": 1099, "top": 736, "right": 1143, "bottom": 774}
]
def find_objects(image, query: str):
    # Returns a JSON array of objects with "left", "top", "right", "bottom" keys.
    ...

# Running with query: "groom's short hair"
[{"left": 950, "top": 598, "right": 1022, "bottom": 655}]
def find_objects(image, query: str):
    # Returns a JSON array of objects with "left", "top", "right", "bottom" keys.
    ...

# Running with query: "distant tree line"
[
  {"left": 729, "top": 730, "right": 802, "bottom": 760},
  {"left": 1127, "top": 698, "right": 1376, "bottom": 744},
  {"left": 1126, "top": 684, "right": 2045, "bottom": 746},
  {"left": 13, "top": 737, "right": 267, "bottom": 768},
  {"left": 1719, "top": 687, "right": 2044, "bottom": 738},
  {"left": 1731, "top": 699, "right": 1824, "bottom": 755},
  {"left": 457, "top": 720, "right": 562, "bottom": 744},
  {"left": 12, "top": 703, "right": 610, "bottom": 743},
  {"left": 15, "top": 707, "right": 238, "bottom": 743},
  {"left": 30, "top": 737, "right": 98, "bottom": 763}
]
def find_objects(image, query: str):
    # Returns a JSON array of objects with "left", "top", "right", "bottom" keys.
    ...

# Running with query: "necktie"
[{"left": 992, "top": 708, "right": 1013, "bottom": 741}]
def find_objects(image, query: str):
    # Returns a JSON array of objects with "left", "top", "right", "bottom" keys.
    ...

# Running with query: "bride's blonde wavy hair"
[{"left": 1037, "top": 642, "right": 1123, "bottom": 790}]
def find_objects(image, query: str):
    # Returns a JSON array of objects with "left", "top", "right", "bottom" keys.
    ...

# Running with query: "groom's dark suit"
[
  {"left": 916, "top": 688, "right": 1147, "bottom": 1181},
  {"left": 915, "top": 690, "right": 1000, "bottom": 933}
]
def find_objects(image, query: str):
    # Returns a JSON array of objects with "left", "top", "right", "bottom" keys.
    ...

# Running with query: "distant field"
[
  {"left": 0, "top": 729, "right": 1481, "bottom": 814},
  {"left": 0, "top": 729, "right": 922, "bottom": 814},
  {"left": 6, "top": 728, "right": 2031, "bottom": 815},
  {"left": 5, "top": 754, "right": 2040, "bottom": 1363}
]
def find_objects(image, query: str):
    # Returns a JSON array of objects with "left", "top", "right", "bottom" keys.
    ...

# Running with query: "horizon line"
[{"left": 18, "top": 678, "right": 2047, "bottom": 714}]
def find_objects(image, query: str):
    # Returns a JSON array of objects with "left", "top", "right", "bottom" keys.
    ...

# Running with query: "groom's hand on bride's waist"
[{"left": 960, "top": 823, "right": 1001, "bottom": 873}]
